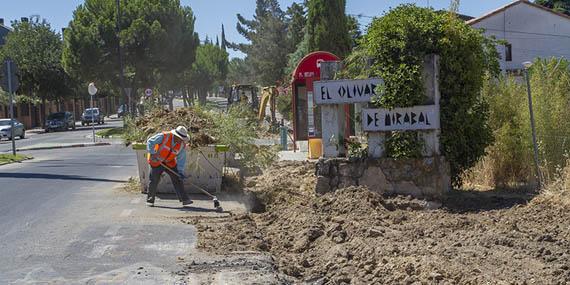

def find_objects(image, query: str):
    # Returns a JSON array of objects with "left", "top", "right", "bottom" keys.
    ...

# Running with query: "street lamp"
[
  {"left": 88, "top": 82, "right": 98, "bottom": 143},
  {"left": 523, "top": 61, "right": 541, "bottom": 189}
]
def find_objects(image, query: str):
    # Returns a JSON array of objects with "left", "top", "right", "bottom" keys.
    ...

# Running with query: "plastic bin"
[{"left": 308, "top": 138, "right": 323, "bottom": 159}]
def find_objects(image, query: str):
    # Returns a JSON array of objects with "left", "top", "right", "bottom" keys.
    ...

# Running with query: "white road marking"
[
  {"left": 87, "top": 244, "right": 116, "bottom": 258},
  {"left": 119, "top": 209, "right": 133, "bottom": 217},
  {"left": 130, "top": 198, "right": 141, "bottom": 204},
  {"left": 104, "top": 225, "right": 121, "bottom": 237}
]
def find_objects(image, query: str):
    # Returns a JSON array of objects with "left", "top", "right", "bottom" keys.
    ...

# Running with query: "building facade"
[{"left": 468, "top": 0, "right": 570, "bottom": 71}]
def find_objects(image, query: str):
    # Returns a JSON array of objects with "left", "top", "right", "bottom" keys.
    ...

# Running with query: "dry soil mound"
[{"left": 186, "top": 161, "right": 570, "bottom": 284}]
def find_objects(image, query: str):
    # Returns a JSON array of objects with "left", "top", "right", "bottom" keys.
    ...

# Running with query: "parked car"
[
  {"left": 81, "top": 108, "right": 104, "bottom": 125},
  {"left": 117, "top": 104, "right": 126, "bottom": 118},
  {"left": 45, "top": 112, "right": 76, "bottom": 132},
  {"left": 0, "top": 118, "right": 25, "bottom": 140}
]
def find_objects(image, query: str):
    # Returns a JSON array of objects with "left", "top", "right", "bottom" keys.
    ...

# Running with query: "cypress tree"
[
  {"left": 306, "top": 0, "right": 351, "bottom": 58},
  {"left": 221, "top": 24, "right": 227, "bottom": 51}
]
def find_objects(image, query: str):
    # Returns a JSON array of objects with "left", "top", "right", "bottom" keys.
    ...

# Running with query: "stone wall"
[{"left": 315, "top": 156, "right": 451, "bottom": 200}]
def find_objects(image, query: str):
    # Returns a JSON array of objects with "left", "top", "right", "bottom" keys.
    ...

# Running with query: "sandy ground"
[{"left": 182, "top": 161, "right": 570, "bottom": 284}]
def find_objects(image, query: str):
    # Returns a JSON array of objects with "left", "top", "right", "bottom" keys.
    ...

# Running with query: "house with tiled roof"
[{"left": 468, "top": 0, "right": 570, "bottom": 71}]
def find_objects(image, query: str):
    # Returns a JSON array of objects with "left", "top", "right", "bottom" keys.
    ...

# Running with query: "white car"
[{"left": 0, "top": 119, "right": 25, "bottom": 140}]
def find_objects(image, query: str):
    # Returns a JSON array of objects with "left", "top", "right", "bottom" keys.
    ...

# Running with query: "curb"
[{"left": 16, "top": 142, "right": 111, "bottom": 152}]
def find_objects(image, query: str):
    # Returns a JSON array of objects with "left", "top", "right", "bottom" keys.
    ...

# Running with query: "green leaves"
[
  {"left": 306, "top": 0, "right": 351, "bottom": 58},
  {"left": 63, "top": 0, "right": 199, "bottom": 95},
  {"left": 235, "top": 0, "right": 290, "bottom": 85},
  {"left": 0, "top": 19, "right": 71, "bottom": 101},
  {"left": 360, "top": 5, "right": 499, "bottom": 186},
  {"left": 189, "top": 43, "right": 228, "bottom": 104}
]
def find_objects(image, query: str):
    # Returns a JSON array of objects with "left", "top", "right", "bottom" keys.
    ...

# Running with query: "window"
[{"left": 505, "top": 44, "right": 512, "bottom": 62}]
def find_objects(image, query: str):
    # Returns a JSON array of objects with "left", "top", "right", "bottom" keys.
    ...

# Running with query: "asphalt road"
[
  {"left": 0, "top": 122, "right": 268, "bottom": 283},
  {"left": 0, "top": 118, "right": 123, "bottom": 153}
]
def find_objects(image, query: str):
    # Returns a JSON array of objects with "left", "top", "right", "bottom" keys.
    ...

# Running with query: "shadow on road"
[{"left": 0, "top": 172, "right": 128, "bottom": 183}]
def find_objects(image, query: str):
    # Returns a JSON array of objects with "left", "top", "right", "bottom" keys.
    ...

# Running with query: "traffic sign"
[
  {"left": 1, "top": 59, "right": 19, "bottom": 93},
  {"left": 145, "top": 88, "right": 153, "bottom": 97}
]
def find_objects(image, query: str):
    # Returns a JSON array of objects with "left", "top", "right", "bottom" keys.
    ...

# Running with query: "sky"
[{"left": 2, "top": 0, "right": 515, "bottom": 58}]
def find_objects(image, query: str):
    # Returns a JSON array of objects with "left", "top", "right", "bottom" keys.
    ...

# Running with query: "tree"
[
  {"left": 189, "top": 43, "right": 228, "bottom": 104},
  {"left": 227, "top": 58, "right": 253, "bottom": 85},
  {"left": 306, "top": 0, "right": 351, "bottom": 58},
  {"left": 0, "top": 19, "right": 72, "bottom": 105},
  {"left": 234, "top": 0, "right": 289, "bottom": 85},
  {"left": 360, "top": 5, "right": 500, "bottom": 185},
  {"left": 221, "top": 24, "right": 227, "bottom": 51},
  {"left": 63, "top": 0, "right": 199, "bottom": 108},
  {"left": 286, "top": 2, "right": 306, "bottom": 50},
  {"left": 535, "top": 0, "right": 570, "bottom": 15},
  {"left": 346, "top": 15, "right": 362, "bottom": 48}
]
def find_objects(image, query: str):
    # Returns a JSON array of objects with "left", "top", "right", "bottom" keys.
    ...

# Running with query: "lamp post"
[
  {"left": 523, "top": 61, "right": 541, "bottom": 189},
  {"left": 88, "top": 82, "right": 98, "bottom": 143}
]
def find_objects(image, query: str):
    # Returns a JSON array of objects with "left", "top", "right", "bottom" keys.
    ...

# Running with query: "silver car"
[{"left": 0, "top": 119, "right": 25, "bottom": 140}]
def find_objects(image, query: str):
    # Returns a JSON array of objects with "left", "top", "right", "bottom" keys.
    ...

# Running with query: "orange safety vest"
[{"left": 147, "top": 132, "right": 183, "bottom": 168}]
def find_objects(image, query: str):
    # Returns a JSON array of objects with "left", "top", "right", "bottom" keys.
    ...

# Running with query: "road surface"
[
  {"left": 0, "top": 118, "right": 122, "bottom": 153},
  {"left": 0, "top": 121, "right": 275, "bottom": 283}
]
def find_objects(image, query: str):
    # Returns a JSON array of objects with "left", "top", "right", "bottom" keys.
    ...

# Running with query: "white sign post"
[
  {"left": 314, "top": 78, "right": 382, "bottom": 104},
  {"left": 88, "top": 83, "right": 98, "bottom": 143}
]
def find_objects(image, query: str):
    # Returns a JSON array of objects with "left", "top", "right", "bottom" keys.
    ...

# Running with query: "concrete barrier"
[{"left": 133, "top": 143, "right": 229, "bottom": 194}]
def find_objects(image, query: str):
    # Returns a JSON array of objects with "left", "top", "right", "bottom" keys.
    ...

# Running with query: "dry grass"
[
  {"left": 122, "top": 177, "right": 142, "bottom": 193},
  {"left": 536, "top": 159, "right": 570, "bottom": 208}
]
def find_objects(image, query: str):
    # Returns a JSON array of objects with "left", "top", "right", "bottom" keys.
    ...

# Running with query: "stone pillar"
[
  {"left": 420, "top": 54, "right": 441, "bottom": 156},
  {"left": 320, "top": 61, "right": 345, "bottom": 158},
  {"left": 367, "top": 132, "right": 385, "bottom": 158}
]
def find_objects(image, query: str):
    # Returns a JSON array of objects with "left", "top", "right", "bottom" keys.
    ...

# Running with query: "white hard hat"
[{"left": 171, "top": 126, "right": 190, "bottom": 142}]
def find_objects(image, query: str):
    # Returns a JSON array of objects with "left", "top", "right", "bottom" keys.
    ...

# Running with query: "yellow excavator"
[{"left": 258, "top": 86, "right": 278, "bottom": 124}]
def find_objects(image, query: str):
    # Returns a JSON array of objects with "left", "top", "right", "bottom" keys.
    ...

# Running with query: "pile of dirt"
[
  {"left": 134, "top": 108, "right": 216, "bottom": 147},
  {"left": 185, "top": 161, "right": 570, "bottom": 284}
]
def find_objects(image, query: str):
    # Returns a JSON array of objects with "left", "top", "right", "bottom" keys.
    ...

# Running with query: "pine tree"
[
  {"left": 216, "top": 36, "right": 220, "bottom": 47},
  {"left": 306, "top": 0, "right": 351, "bottom": 58},
  {"left": 286, "top": 2, "right": 306, "bottom": 50},
  {"left": 234, "top": 0, "right": 289, "bottom": 85}
]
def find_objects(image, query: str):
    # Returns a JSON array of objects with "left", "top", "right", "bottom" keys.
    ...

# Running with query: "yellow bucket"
[{"left": 308, "top": 138, "right": 323, "bottom": 159}]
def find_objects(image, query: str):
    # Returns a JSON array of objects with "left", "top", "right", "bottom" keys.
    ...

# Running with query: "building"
[
  {"left": 468, "top": 0, "right": 570, "bottom": 71},
  {"left": 0, "top": 18, "right": 10, "bottom": 46}
]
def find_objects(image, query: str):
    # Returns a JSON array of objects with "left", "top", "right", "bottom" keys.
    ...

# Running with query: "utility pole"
[
  {"left": 7, "top": 61, "right": 15, "bottom": 155},
  {"left": 523, "top": 61, "right": 542, "bottom": 189},
  {"left": 116, "top": 0, "right": 128, "bottom": 116},
  {"left": 2, "top": 59, "right": 19, "bottom": 156}
]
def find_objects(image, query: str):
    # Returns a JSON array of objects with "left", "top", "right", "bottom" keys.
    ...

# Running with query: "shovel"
[{"left": 160, "top": 162, "right": 221, "bottom": 209}]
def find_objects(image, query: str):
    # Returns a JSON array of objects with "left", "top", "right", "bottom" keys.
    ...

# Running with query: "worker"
[{"left": 146, "top": 126, "right": 192, "bottom": 207}]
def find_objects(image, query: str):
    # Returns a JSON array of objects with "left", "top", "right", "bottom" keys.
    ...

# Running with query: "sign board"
[
  {"left": 314, "top": 78, "right": 382, "bottom": 104},
  {"left": 362, "top": 105, "right": 440, "bottom": 132},
  {"left": 145, "top": 88, "right": 153, "bottom": 97},
  {"left": 1, "top": 59, "right": 19, "bottom": 93}
]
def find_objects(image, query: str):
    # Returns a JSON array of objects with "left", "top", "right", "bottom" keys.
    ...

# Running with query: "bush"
[
  {"left": 468, "top": 58, "right": 570, "bottom": 188},
  {"left": 464, "top": 76, "right": 532, "bottom": 187},
  {"left": 359, "top": 5, "right": 499, "bottom": 186},
  {"left": 211, "top": 103, "right": 278, "bottom": 172}
]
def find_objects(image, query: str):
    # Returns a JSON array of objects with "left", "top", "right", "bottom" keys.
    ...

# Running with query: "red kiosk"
[{"left": 291, "top": 51, "right": 341, "bottom": 150}]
